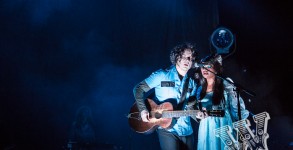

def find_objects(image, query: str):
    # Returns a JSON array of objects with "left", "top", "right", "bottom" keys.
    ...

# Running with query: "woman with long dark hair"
[{"left": 196, "top": 54, "right": 249, "bottom": 150}]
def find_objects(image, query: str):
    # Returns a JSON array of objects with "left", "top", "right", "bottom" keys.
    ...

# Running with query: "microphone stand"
[{"left": 201, "top": 66, "right": 256, "bottom": 120}]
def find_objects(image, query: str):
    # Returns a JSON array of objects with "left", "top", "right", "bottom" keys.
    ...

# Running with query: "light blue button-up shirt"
[{"left": 144, "top": 65, "right": 198, "bottom": 136}]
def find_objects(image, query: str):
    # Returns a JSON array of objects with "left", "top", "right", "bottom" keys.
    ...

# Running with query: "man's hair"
[{"left": 170, "top": 42, "right": 198, "bottom": 65}]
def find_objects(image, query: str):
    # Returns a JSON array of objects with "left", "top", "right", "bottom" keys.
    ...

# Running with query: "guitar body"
[
  {"left": 128, "top": 98, "right": 174, "bottom": 134},
  {"left": 128, "top": 98, "right": 225, "bottom": 134}
]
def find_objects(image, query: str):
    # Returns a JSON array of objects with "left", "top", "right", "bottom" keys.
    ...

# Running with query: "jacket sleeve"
[
  {"left": 133, "top": 80, "right": 151, "bottom": 112},
  {"left": 224, "top": 78, "right": 250, "bottom": 121}
]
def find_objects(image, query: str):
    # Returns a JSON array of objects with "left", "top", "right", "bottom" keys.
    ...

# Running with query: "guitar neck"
[{"left": 161, "top": 110, "right": 200, "bottom": 118}]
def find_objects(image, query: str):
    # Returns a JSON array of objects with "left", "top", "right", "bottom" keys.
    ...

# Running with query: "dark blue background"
[{"left": 0, "top": 0, "right": 292, "bottom": 149}]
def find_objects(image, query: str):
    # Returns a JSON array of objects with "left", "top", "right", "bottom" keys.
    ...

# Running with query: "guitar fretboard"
[{"left": 162, "top": 110, "right": 200, "bottom": 118}]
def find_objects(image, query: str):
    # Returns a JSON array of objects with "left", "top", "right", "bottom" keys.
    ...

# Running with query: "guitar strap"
[{"left": 177, "top": 76, "right": 190, "bottom": 110}]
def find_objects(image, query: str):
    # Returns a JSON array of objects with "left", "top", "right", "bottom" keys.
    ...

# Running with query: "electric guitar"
[{"left": 127, "top": 98, "right": 225, "bottom": 134}]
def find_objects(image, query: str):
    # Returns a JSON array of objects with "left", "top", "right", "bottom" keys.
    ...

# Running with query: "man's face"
[{"left": 176, "top": 49, "right": 194, "bottom": 72}]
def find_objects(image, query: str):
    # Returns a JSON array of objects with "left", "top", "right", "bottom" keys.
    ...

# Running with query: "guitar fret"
[
  {"left": 162, "top": 110, "right": 224, "bottom": 118},
  {"left": 162, "top": 110, "right": 197, "bottom": 118}
]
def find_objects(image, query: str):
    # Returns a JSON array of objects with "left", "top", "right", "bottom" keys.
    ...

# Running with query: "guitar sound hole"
[{"left": 154, "top": 112, "right": 162, "bottom": 119}]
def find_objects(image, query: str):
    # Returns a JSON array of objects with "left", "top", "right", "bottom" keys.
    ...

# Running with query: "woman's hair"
[
  {"left": 198, "top": 54, "right": 224, "bottom": 105},
  {"left": 170, "top": 42, "right": 198, "bottom": 65}
]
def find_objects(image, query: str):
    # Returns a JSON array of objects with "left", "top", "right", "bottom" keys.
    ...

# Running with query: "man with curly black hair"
[{"left": 133, "top": 42, "right": 200, "bottom": 150}]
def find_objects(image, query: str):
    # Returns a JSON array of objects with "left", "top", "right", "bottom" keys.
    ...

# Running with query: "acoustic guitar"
[{"left": 128, "top": 98, "right": 225, "bottom": 134}]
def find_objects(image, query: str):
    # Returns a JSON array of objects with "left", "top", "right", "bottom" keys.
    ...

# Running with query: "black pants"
[{"left": 157, "top": 129, "right": 194, "bottom": 150}]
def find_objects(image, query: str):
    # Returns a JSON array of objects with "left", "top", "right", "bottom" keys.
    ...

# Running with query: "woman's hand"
[{"left": 196, "top": 107, "right": 208, "bottom": 120}]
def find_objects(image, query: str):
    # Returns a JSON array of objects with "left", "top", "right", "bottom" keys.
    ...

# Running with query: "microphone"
[
  {"left": 191, "top": 62, "right": 202, "bottom": 80},
  {"left": 193, "top": 62, "right": 205, "bottom": 68}
]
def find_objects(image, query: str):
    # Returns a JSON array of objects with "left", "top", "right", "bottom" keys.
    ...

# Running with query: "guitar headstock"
[{"left": 207, "top": 110, "right": 225, "bottom": 117}]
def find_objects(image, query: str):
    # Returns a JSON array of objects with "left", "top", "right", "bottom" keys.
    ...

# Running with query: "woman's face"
[{"left": 200, "top": 64, "right": 216, "bottom": 79}]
